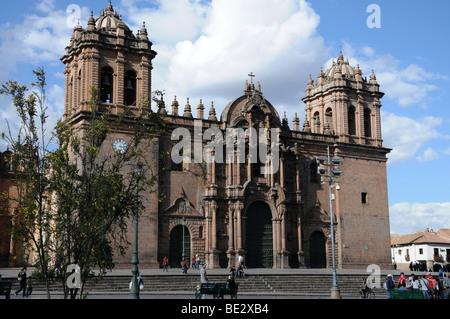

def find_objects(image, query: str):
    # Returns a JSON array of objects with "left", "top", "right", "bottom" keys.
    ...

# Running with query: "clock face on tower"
[{"left": 113, "top": 138, "right": 128, "bottom": 155}]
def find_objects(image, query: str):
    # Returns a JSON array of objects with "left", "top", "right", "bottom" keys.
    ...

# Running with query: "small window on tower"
[{"left": 361, "top": 192, "right": 368, "bottom": 204}]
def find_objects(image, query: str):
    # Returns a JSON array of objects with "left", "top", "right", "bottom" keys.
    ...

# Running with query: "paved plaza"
[{"left": 1, "top": 267, "right": 422, "bottom": 300}]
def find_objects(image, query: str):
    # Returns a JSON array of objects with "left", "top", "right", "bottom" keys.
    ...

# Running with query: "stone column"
[
  {"left": 297, "top": 214, "right": 305, "bottom": 268},
  {"left": 204, "top": 202, "right": 211, "bottom": 266},
  {"left": 210, "top": 200, "right": 220, "bottom": 268},
  {"left": 280, "top": 205, "right": 289, "bottom": 268},
  {"left": 235, "top": 201, "right": 244, "bottom": 266},
  {"left": 140, "top": 55, "right": 151, "bottom": 105},
  {"left": 273, "top": 217, "right": 279, "bottom": 268},
  {"left": 116, "top": 51, "right": 125, "bottom": 107},
  {"left": 88, "top": 47, "right": 100, "bottom": 112},
  {"left": 227, "top": 203, "right": 235, "bottom": 267}
]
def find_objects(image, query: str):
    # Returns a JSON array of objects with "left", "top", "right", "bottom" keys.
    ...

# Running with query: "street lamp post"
[
  {"left": 130, "top": 164, "right": 142, "bottom": 299},
  {"left": 182, "top": 217, "right": 186, "bottom": 262},
  {"left": 317, "top": 145, "right": 342, "bottom": 299}
]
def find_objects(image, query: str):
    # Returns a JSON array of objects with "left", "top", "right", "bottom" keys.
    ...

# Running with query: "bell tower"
[
  {"left": 302, "top": 51, "right": 384, "bottom": 146},
  {"left": 61, "top": 1, "right": 157, "bottom": 118}
]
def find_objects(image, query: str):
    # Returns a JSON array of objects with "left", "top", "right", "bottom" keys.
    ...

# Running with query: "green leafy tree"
[
  {"left": 2, "top": 69, "right": 169, "bottom": 299},
  {"left": 0, "top": 68, "right": 54, "bottom": 299},
  {"left": 50, "top": 87, "right": 168, "bottom": 299}
]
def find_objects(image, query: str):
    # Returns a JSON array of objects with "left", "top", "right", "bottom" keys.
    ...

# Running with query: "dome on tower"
[
  {"left": 324, "top": 51, "right": 356, "bottom": 79},
  {"left": 95, "top": 1, "right": 130, "bottom": 32}
]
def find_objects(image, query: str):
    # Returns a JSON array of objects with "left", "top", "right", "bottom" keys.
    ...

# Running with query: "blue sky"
[{"left": 0, "top": 0, "right": 449, "bottom": 234}]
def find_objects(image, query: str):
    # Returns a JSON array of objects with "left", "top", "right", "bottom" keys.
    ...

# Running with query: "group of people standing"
[
  {"left": 384, "top": 271, "right": 450, "bottom": 299},
  {"left": 160, "top": 254, "right": 202, "bottom": 273}
]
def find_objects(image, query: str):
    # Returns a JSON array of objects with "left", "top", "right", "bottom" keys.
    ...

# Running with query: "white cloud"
[
  {"left": 361, "top": 46, "right": 375, "bottom": 58},
  {"left": 120, "top": 0, "right": 210, "bottom": 45},
  {"left": 444, "top": 147, "right": 450, "bottom": 156},
  {"left": 339, "top": 45, "right": 446, "bottom": 109},
  {"left": 330, "top": 44, "right": 447, "bottom": 166},
  {"left": 416, "top": 147, "right": 439, "bottom": 162},
  {"left": 145, "top": 0, "right": 329, "bottom": 115},
  {"left": 381, "top": 112, "right": 442, "bottom": 165},
  {"left": 390, "top": 202, "right": 450, "bottom": 234},
  {"left": 36, "top": 0, "right": 56, "bottom": 14},
  {"left": 0, "top": 3, "right": 90, "bottom": 79}
]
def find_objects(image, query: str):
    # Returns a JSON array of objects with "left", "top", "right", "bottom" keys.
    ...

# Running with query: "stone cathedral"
[{"left": 60, "top": 2, "right": 392, "bottom": 270}]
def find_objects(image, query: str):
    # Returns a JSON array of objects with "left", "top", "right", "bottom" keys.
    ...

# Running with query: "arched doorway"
[
  {"left": 310, "top": 231, "right": 326, "bottom": 268},
  {"left": 245, "top": 201, "right": 273, "bottom": 268},
  {"left": 169, "top": 225, "right": 190, "bottom": 268}
]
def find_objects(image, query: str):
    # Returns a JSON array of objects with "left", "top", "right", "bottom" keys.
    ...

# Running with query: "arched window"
[
  {"left": 100, "top": 66, "right": 114, "bottom": 103},
  {"left": 364, "top": 108, "right": 372, "bottom": 138},
  {"left": 124, "top": 70, "right": 137, "bottom": 106},
  {"left": 348, "top": 106, "right": 356, "bottom": 135}
]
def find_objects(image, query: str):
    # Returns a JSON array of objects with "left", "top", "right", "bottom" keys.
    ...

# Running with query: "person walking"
[
  {"left": 200, "top": 263, "right": 208, "bottom": 299},
  {"left": 15, "top": 267, "right": 27, "bottom": 297},
  {"left": 196, "top": 255, "right": 200, "bottom": 269},
  {"left": 162, "top": 257, "right": 169, "bottom": 272},
  {"left": 181, "top": 260, "right": 188, "bottom": 274},
  {"left": 200, "top": 263, "right": 208, "bottom": 283},
  {"left": 25, "top": 276, "right": 33, "bottom": 297},
  {"left": 137, "top": 272, "right": 144, "bottom": 290}
]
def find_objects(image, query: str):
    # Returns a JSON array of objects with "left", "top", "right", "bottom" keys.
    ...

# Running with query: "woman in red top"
[{"left": 397, "top": 273, "right": 407, "bottom": 289}]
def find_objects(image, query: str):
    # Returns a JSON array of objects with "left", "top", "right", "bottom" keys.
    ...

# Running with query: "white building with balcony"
[{"left": 391, "top": 228, "right": 450, "bottom": 271}]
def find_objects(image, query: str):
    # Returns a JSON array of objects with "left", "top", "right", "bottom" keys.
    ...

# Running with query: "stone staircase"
[{"left": 27, "top": 272, "right": 386, "bottom": 297}]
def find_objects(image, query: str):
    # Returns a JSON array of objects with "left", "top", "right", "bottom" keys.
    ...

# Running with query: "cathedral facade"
[{"left": 59, "top": 2, "right": 392, "bottom": 270}]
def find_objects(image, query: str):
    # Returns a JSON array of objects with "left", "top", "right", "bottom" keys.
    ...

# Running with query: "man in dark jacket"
[{"left": 15, "top": 267, "right": 27, "bottom": 297}]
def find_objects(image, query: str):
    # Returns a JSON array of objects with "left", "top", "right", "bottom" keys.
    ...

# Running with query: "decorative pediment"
[
  {"left": 220, "top": 76, "right": 281, "bottom": 127},
  {"left": 163, "top": 196, "right": 202, "bottom": 218}
]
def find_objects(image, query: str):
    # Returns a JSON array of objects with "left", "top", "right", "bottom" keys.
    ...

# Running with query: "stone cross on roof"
[{"left": 248, "top": 72, "right": 255, "bottom": 85}]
